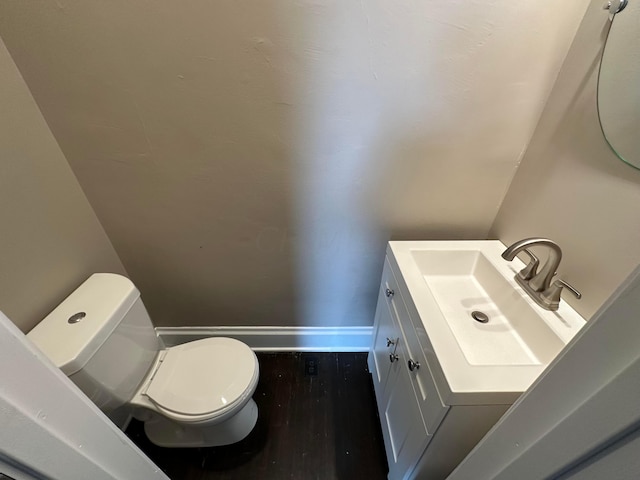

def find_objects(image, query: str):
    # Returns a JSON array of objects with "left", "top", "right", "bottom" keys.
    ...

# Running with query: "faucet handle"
[
  {"left": 517, "top": 249, "right": 540, "bottom": 281},
  {"left": 554, "top": 279, "right": 582, "bottom": 299},
  {"left": 541, "top": 279, "right": 582, "bottom": 310}
]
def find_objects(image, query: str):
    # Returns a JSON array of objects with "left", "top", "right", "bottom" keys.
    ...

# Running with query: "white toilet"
[{"left": 27, "top": 273, "right": 259, "bottom": 448}]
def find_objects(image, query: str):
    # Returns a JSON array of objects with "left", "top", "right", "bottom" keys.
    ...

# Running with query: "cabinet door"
[
  {"left": 396, "top": 305, "right": 449, "bottom": 434},
  {"left": 383, "top": 342, "right": 430, "bottom": 480}
]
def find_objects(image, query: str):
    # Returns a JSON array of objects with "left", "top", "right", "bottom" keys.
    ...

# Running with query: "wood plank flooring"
[{"left": 125, "top": 352, "right": 389, "bottom": 480}]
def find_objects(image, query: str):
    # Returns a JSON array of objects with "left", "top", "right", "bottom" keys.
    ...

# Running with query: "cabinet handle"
[
  {"left": 385, "top": 288, "right": 395, "bottom": 298},
  {"left": 389, "top": 353, "right": 399, "bottom": 363},
  {"left": 408, "top": 359, "right": 420, "bottom": 371},
  {"left": 386, "top": 337, "right": 396, "bottom": 347}
]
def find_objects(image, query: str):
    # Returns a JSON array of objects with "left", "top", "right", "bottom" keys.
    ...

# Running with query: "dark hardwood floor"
[{"left": 126, "top": 352, "right": 389, "bottom": 480}]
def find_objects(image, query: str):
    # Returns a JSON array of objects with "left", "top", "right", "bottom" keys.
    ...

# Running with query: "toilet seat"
[{"left": 143, "top": 337, "right": 259, "bottom": 423}]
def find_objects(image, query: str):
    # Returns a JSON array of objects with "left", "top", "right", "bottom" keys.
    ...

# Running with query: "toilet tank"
[{"left": 27, "top": 273, "right": 161, "bottom": 416}]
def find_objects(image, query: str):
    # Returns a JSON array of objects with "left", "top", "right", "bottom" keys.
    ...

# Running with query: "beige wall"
[
  {"left": 0, "top": 1, "right": 588, "bottom": 327},
  {"left": 491, "top": 1, "right": 640, "bottom": 320},
  {"left": 0, "top": 40, "right": 126, "bottom": 333}
]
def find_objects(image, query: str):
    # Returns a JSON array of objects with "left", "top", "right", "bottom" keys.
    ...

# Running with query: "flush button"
[{"left": 68, "top": 312, "right": 87, "bottom": 324}]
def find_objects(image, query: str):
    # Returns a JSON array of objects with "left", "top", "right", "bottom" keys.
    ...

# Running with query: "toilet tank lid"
[{"left": 27, "top": 273, "right": 140, "bottom": 375}]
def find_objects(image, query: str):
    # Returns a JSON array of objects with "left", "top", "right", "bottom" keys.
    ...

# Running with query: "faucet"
[
  {"left": 501, "top": 238, "right": 562, "bottom": 292},
  {"left": 501, "top": 237, "right": 581, "bottom": 311}
]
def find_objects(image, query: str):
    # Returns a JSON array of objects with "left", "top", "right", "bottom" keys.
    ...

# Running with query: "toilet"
[{"left": 27, "top": 273, "right": 259, "bottom": 448}]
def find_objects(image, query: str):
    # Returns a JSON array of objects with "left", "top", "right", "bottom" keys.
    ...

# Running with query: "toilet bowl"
[
  {"left": 130, "top": 337, "right": 260, "bottom": 447},
  {"left": 27, "top": 273, "right": 260, "bottom": 447}
]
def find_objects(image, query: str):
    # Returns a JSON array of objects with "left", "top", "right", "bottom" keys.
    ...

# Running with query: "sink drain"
[{"left": 471, "top": 311, "right": 489, "bottom": 323}]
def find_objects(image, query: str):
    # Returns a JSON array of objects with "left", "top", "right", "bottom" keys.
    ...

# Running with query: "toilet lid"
[{"left": 145, "top": 337, "right": 257, "bottom": 416}]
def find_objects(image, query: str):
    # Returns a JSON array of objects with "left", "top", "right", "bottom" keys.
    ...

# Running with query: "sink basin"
[
  {"left": 388, "top": 241, "right": 586, "bottom": 402},
  {"left": 411, "top": 249, "right": 564, "bottom": 366}
]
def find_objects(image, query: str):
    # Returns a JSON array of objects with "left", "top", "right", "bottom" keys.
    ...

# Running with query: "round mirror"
[{"left": 598, "top": 0, "right": 640, "bottom": 170}]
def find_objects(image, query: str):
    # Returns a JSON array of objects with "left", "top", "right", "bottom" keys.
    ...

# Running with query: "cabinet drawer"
[{"left": 370, "top": 259, "right": 404, "bottom": 401}]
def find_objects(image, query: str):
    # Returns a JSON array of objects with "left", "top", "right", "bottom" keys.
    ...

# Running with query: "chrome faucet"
[{"left": 501, "top": 237, "right": 581, "bottom": 311}]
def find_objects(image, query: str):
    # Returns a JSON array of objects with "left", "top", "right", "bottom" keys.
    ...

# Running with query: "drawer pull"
[
  {"left": 386, "top": 337, "right": 397, "bottom": 347},
  {"left": 389, "top": 353, "right": 399, "bottom": 363},
  {"left": 408, "top": 359, "right": 421, "bottom": 371},
  {"left": 385, "top": 288, "right": 395, "bottom": 298}
]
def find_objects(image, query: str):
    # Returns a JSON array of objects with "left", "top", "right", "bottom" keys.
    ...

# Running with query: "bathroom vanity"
[{"left": 368, "top": 241, "right": 585, "bottom": 480}]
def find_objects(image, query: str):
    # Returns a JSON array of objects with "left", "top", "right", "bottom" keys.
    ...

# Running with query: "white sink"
[
  {"left": 389, "top": 241, "right": 586, "bottom": 402},
  {"left": 412, "top": 249, "right": 565, "bottom": 366}
]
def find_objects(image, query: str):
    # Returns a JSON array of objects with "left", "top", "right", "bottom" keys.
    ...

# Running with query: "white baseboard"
[{"left": 156, "top": 326, "right": 373, "bottom": 352}]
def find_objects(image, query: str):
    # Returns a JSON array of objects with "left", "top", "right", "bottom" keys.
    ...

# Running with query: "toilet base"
[{"left": 144, "top": 398, "right": 258, "bottom": 447}]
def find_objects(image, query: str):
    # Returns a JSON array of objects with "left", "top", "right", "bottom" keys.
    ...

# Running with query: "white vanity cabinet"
[{"left": 368, "top": 255, "right": 511, "bottom": 480}]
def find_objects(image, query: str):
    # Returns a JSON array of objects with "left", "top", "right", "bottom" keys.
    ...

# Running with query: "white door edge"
[{"left": 0, "top": 311, "right": 169, "bottom": 480}]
